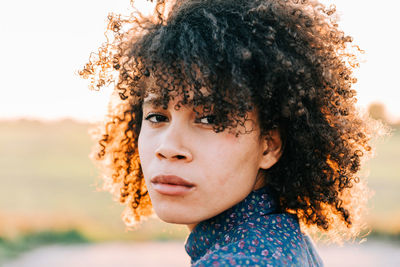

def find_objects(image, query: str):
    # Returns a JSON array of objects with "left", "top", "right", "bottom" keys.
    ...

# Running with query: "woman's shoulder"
[{"left": 192, "top": 213, "right": 323, "bottom": 266}]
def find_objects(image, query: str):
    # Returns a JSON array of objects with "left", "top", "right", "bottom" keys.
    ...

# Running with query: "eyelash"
[
  {"left": 144, "top": 114, "right": 168, "bottom": 124},
  {"left": 144, "top": 113, "right": 216, "bottom": 125}
]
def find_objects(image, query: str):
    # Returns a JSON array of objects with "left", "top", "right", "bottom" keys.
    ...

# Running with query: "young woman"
[{"left": 80, "top": 0, "right": 379, "bottom": 265}]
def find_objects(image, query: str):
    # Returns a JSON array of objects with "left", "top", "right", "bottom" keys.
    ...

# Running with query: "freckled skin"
[{"left": 138, "top": 95, "right": 280, "bottom": 229}]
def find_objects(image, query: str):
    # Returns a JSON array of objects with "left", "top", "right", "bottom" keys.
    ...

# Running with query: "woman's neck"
[{"left": 187, "top": 223, "right": 197, "bottom": 232}]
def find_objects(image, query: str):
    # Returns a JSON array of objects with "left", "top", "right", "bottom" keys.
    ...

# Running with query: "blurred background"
[{"left": 0, "top": 0, "right": 399, "bottom": 266}]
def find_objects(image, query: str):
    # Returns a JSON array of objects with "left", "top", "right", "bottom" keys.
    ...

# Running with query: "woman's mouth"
[{"left": 150, "top": 175, "right": 195, "bottom": 196}]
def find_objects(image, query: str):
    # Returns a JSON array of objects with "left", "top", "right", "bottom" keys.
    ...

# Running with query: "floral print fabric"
[{"left": 184, "top": 186, "right": 323, "bottom": 266}]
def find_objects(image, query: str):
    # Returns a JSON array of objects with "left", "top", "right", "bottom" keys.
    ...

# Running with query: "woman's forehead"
[
  {"left": 142, "top": 92, "right": 214, "bottom": 111},
  {"left": 139, "top": 70, "right": 257, "bottom": 122},
  {"left": 142, "top": 71, "right": 211, "bottom": 92},
  {"left": 141, "top": 72, "right": 214, "bottom": 109}
]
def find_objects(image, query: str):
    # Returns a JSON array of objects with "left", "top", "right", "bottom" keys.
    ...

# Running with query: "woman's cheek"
[{"left": 138, "top": 130, "right": 153, "bottom": 169}]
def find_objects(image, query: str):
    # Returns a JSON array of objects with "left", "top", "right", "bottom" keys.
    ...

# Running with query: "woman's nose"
[{"left": 155, "top": 124, "right": 193, "bottom": 162}]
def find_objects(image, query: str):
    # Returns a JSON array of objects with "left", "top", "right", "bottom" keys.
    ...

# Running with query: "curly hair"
[{"left": 80, "top": 0, "right": 378, "bottom": 241}]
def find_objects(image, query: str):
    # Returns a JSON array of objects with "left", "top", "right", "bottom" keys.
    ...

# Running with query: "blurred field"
[
  {"left": 0, "top": 119, "right": 399, "bottom": 261},
  {"left": 364, "top": 125, "right": 400, "bottom": 232},
  {"left": 0, "top": 119, "right": 189, "bottom": 262},
  {"left": 3, "top": 240, "right": 400, "bottom": 267}
]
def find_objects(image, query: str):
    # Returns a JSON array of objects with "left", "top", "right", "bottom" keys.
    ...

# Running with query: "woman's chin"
[
  {"left": 156, "top": 213, "right": 195, "bottom": 225},
  {"left": 153, "top": 207, "right": 200, "bottom": 225}
]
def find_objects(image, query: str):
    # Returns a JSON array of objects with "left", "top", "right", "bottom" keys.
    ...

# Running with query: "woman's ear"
[{"left": 259, "top": 129, "right": 283, "bottom": 169}]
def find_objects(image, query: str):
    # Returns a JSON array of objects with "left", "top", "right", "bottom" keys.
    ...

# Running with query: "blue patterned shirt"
[{"left": 185, "top": 186, "right": 323, "bottom": 266}]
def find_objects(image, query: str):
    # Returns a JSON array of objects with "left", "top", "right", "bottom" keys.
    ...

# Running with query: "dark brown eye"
[{"left": 144, "top": 113, "right": 168, "bottom": 124}]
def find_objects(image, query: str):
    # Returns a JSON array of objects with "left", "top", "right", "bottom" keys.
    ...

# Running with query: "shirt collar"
[{"left": 184, "top": 186, "right": 278, "bottom": 262}]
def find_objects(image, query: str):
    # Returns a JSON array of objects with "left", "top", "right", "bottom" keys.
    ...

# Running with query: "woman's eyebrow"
[
  {"left": 142, "top": 97, "right": 163, "bottom": 108},
  {"left": 142, "top": 95, "right": 213, "bottom": 108}
]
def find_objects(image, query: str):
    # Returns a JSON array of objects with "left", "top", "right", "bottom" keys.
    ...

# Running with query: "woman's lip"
[
  {"left": 150, "top": 175, "right": 195, "bottom": 187},
  {"left": 151, "top": 182, "right": 195, "bottom": 196}
]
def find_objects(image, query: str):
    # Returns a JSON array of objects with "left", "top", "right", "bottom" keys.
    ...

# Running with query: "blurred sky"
[{"left": 0, "top": 0, "right": 399, "bottom": 123}]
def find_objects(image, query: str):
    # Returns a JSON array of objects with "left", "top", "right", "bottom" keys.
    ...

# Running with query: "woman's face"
[{"left": 138, "top": 94, "right": 280, "bottom": 229}]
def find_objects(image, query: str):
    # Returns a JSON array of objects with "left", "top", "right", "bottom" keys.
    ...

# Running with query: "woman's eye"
[
  {"left": 144, "top": 113, "right": 168, "bottom": 124},
  {"left": 197, "top": 115, "right": 216, "bottom": 125}
]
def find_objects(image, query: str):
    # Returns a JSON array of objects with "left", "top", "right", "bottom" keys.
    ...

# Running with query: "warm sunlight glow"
[
  {"left": 131, "top": 0, "right": 157, "bottom": 16},
  {"left": 0, "top": 0, "right": 399, "bottom": 123}
]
